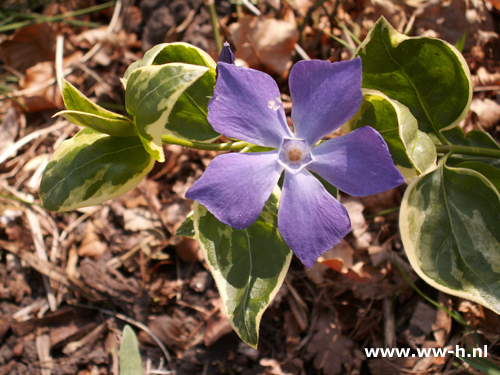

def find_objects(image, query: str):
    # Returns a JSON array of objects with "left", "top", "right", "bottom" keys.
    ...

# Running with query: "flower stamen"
[{"left": 278, "top": 138, "right": 313, "bottom": 172}]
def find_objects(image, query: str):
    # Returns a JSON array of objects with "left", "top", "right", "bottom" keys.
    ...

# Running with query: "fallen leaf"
[
  {"left": 123, "top": 207, "right": 162, "bottom": 232},
  {"left": 229, "top": 14, "right": 299, "bottom": 77},
  {"left": 17, "top": 51, "right": 82, "bottom": 112},
  {"left": 307, "top": 313, "right": 354, "bottom": 375},
  {"left": 78, "top": 221, "right": 107, "bottom": 259},
  {"left": 470, "top": 98, "right": 500, "bottom": 129},
  {"left": 473, "top": 66, "right": 500, "bottom": 87},
  {"left": 341, "top": 197, "right": 373, "bottom": 249},
  {"left": 140, "top": 315, "right": 186, "bottom": 348},
  {"left": 0, "top": 23, "right": 56, "bottom": 72},
  {"left": 175, "top": 237, "right": 203, "bottom": 263},
  {"left": 357, "top": 0, "right": 406, "bottom": 34},
  {"left": 432, "top": 293, "right": 452, "bottom": 347},
  {"left": 413, "top": 0, "right": 494, "bottom": 51}
]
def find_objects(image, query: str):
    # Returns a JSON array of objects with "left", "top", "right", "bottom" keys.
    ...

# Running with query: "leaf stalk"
[
  {"left": 435, "top": 144, "right": 500, "bottom": 159},
  {"left": 161, "top": 135, "right": 251, "bottom": 151}
]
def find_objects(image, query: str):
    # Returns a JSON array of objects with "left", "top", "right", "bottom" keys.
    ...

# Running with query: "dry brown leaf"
[
  {"left": 485, "top": 0, "right": 500, "bottom": 11},
  {"left": 0, "top": 23, "right": 56, "bottom": 72},
  {"left": 162, "top": 198, "right": 192, "bottom": 226},
  {"left": 470, "top": 98, "right": 500, "bottom": 129},
  {"left": 432, "top": 293, "right": 452, "bottom": 347},
  {"left": 175, "top": 237, "right": 203, "bottom": 263},
  {"left": 473, "top": 66, "right": 500, "bottom": 87},
  {"left": 139, "top": 315, "right": 186, "bottom": 349},
  {"left": 357, "top": 0, "right": 406, "bottom": 34},
  {"left": 17, "top": 51, "right": 82, "bottom": 112},
  {"left": 413, "top": 0, "right": 494, "bottom": 51},
  {"left": 320, "top": 240, "right": 355, "bottom": 274},
  {"left": 123, "top": 207, "right": 162, "bottom": 232},
  {"left": 229, "top": 14, "right": 299, "bottom": 77},
  {"left": 342, "top": 197, "right": 373, "bottom": 248},
  {"left": 403, "top": 302, "right": 436, "bottom": 348},
  {"left": 78, "top": 221, "right": 107, "bottom": 259},
  {"left": 307, "top": 314, "right": 353, "bottom": 375}
]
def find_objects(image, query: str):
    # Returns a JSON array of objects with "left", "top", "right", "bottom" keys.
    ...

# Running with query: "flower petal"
[
  {"left": 185, "top": 151, "right": 284, "bottom": 229},
  {"left": 208, "top": 63, "right": 292, "bottom": 148},
  {"left": 278, "top": 169, "right": 351, "bottom": 268},
  {"left": 218, "top": 42, "right": 235, "bottom": 64},
  {"left": 308, "top": 126, "right": 406, "bottom": 196},
  {"left": 289, "top": 58, "right": 363, "bottom": 146}
]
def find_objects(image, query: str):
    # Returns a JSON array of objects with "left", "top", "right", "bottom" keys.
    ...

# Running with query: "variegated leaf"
[
  {"left": 344, "top": 89, "right": 437, "bottom": 180},
  {"left": 123, "top": 43, "right": 219, "bottom": 143},
  {"left": 40, "top": 128, "right": 154, "bottom": 212},
  {"left": 125, "top": 63, "right": 209, "bottom": 162},
  {"left": 443, "top": 128, "right": 500, "bottom": 168},
  {"left": 193, "top": 188, "right": 292, "bottom": 348},
  {"left": 175, "top": 211, "right": 195, "bottom": 239},
  {"left": 122, "top": 42, "right": 216, "bottom": 84},
  {"left": 58, "top": 79, "right": 136, "bottom": 137},
  {"left": 355, "top": 16, "right": 472, "bottom": 134},
  {"left": 400, "top": 156, "right": 500, "bottom": 314}
]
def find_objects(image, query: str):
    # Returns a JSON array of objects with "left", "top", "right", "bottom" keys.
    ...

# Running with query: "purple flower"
[
  {"left": 218, "top": 42, "right": 235, "bottom": 64},
  {"left": 186, "top": 57, "right": 405, "bottom": 268}
]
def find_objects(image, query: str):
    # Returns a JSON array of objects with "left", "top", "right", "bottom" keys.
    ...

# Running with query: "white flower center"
[{"left": 278, "top": 138, "right": 312, "bottom": 172}]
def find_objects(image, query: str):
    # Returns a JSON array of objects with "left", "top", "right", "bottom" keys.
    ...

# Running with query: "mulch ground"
[{"left": 1, "top": 0, "right": 500, "bottom": 374}]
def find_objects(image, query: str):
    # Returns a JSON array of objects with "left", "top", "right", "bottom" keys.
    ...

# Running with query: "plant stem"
[
  {"left": 205, "top": 0, "right": 222, "bottom": 53},
  {"left": 435, "top": 144, "right": 500, "bottom": 159},
  {"left": 0, "top": 2, "right": 113, "bottom": 32},
  {"left": 161, "top": 135, "right": 251, "bottom": 151},
  {"left": 0, "top": 193, "right": 41, "bottom": 207}
]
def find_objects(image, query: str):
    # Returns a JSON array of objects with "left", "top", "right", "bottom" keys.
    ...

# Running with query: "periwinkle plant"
[
  {"left": 186, "top": 55, "right": 405, "bottom": 268},
  {"left": 39, "top": 17, "right": 500, "bottom": 348}
]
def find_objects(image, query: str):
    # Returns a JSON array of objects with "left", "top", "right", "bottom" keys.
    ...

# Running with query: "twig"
[
  {"left": 58, "top": 206, "right": 101, "bottom": 244},
  {"left": 0, "top": 119, "right": 68, "bottom": 165},
  {"left": 294, "top": 43, "right": 311, "bottom": 60},
  {"left": 241, "top": 0, "right": 261, "bottom": 16},
  {"left": 10, "top": 0, "right": 123, "bottom": 98},
  {"left": 204, "top": 0, "right": 222, "bottom": 52},
  {"left": 36, "top": 328, "right": 53, "bottom": 375},
  {"left": 55, "top": 35, "right": 64, "bottom": 94},
  {"left": 25, "top": 209, "right": 57, "bottom": 312},
  {"left": 0, "top": 240, "right": 103, "bottom": 303}
]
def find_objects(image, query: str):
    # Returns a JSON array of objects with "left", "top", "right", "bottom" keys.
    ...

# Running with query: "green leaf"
[
  {"left": 344, "top": 89, "right": 437, "bottom": 179},
  {"left": 459, "top": 354, "right": 500, "bottom": 375},
  {"left": 122, "top": 42, "right": 216, "bottom": 83},
  {"left": 193, "top": 188, "right": 292, "bottom": 348},
  {"left": 355, "top": 16, "right": 472, "bottom": 134},
  {"left": 59, "top": 79, "right": 136, "bottom": 137},
  {"left": 175, "top": 211, "right": 195, "bottom": 238},
  {"left": 400, "top": 156, "right": 500, "bottom": 314},
  {"left": 443, "top": 127, "right": 500, "bottom": 168},
  {"left": 123, "top": 42, "right": 220, "bottom": 143},
  {"left": 443, "top": 127, "right": 500, "bottom": 149},
  {"left": 455, "top": 161, "right": 500, "bottom": 192},
  {"left": 125, "top": 63, "right": 210, "bottom": 162},
  {"left": 40, "top": 128, "right": 155, "bottom": 212},
  {"left": 119, "top": 325, "right": 143, "bottom": 375}
]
